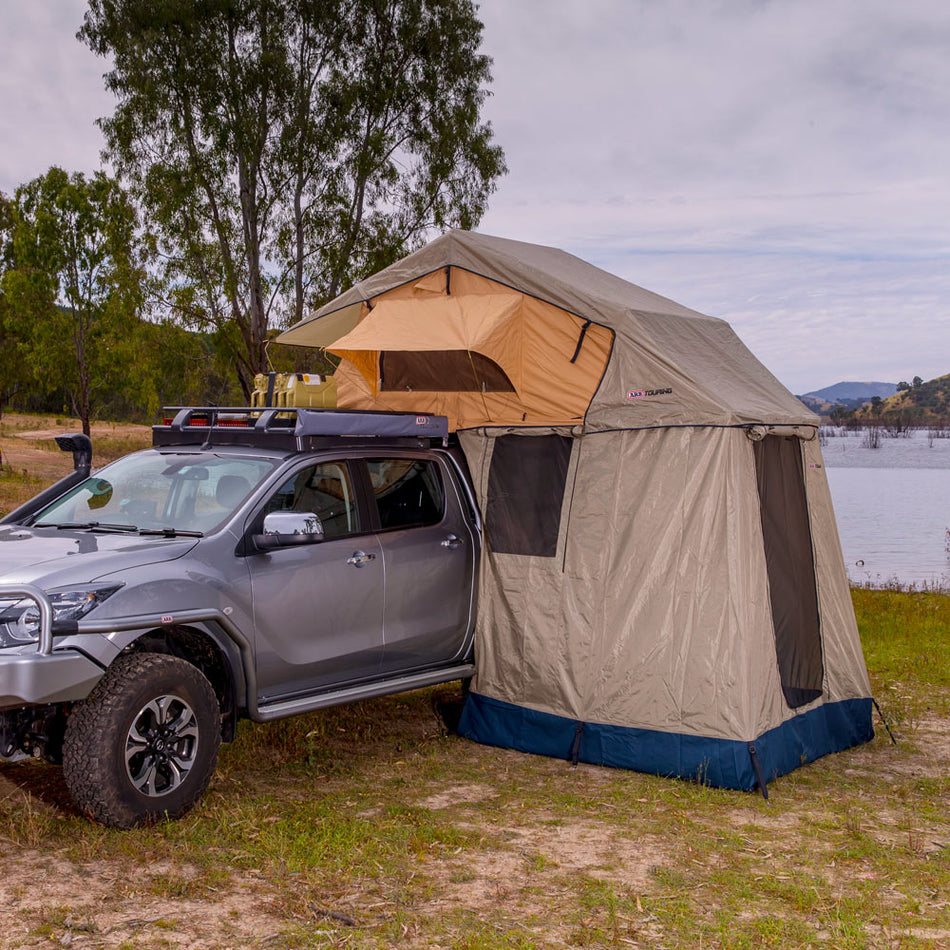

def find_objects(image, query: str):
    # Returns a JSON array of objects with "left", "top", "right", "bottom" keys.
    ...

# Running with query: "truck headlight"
[{"left": 0, "top": 587, "right": 121, "bottom": 647}]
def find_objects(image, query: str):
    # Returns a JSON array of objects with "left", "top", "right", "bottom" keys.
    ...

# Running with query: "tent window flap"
[
  {"left": 380, "top": 350, "right": 516, "bottom": 392},
  {"left": 485, "top": 434, "right": 572, "bottom": 556},
  {"left": 753, "top": 436, "right": 823, "bottom": 708}
]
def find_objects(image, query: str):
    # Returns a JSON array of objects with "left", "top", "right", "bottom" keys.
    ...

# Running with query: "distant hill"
[
  {"left": 803, "top": 381, "right": 897, "bottom": 403},
  {"left": 796, "top": 380, "right": 897, "bottom": 416},
  {"left": 854, "top": 373, "right": 950, "bottom": 424},
  {"left": 797, "top": 394, "right": 832, "bottom": 414}
]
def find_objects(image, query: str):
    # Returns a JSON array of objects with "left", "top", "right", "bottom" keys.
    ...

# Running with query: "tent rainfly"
[{"left": 277, "top": 230, "right": 873, "bottom": 793}]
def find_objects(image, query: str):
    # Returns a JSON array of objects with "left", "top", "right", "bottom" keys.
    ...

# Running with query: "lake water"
[{"left": 820, "top": 428, "right": 950, "bottom": 589}]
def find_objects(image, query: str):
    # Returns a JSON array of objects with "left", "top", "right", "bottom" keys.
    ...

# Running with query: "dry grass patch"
[
  {"left": 0, "top": 411, "right": 152, "bottom": 517},
  {"left": 0, "top": 674, "right": 948, "bottom": 949}
]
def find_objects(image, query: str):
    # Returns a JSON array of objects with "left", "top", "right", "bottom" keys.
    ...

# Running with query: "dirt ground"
[
  {"left": 0, "top": 774, "right": 668, "bottom": 949},
  {"left": 0, "top": 712, "right": 947, "bottom": 949}
]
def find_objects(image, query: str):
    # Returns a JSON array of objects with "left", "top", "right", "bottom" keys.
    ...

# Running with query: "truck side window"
[
  {"left": 366, "top": 458, "right": 443, "bottom": 530},
  {"left": 261, "top": 462, "right": 359, "bottom": 539}
]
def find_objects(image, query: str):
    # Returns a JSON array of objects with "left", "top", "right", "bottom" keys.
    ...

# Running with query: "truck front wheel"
[{"left": 62, "top": 653, "right": 221, "bottom": 828}]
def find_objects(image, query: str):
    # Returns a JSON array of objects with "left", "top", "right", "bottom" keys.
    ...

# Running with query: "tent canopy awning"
[{"left": 280, "top": 302, "right": 363, "bottom": 348}]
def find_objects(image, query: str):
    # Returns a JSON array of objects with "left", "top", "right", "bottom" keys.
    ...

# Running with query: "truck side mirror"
[{"left": 253, "top": 510, "right": 324, "bottom": 550}]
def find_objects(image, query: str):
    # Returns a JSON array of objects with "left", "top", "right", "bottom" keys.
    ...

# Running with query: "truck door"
[
  {"left": 247, "top": 459, "right": 384, "bottom": 701},
  {"left": 362, "top": 456, "right": 475, "bottom": 674}
]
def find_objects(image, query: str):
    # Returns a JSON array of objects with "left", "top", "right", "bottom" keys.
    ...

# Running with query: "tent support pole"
[
  {"left": 872, "top": 697, "right": 898, "bottom": 744},
  {"left": 748, "top": 743, "right": 769, "bottom": 801}
]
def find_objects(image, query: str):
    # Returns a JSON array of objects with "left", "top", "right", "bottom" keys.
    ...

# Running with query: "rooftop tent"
[
  {"left": 317, "top": 271, "right": 614, "bottom": 430},
  {"left": 278, "top": 231, "right": 813, "bottom": 431},
  {"left": 277, "top": 230, "right": 873, "bottom": 793}
]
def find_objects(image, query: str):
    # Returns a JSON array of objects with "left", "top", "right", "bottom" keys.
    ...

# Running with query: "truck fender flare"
[{"left": 79, "top": 609, "right": 262, "bottom": 720}]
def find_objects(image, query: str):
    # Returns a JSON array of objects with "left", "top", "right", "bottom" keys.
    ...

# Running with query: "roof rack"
[{"left": 153, "top": 407, "right": 450, "bottom": 450}]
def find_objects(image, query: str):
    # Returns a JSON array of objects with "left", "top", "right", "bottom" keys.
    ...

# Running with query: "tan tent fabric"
[
  {"left": 332, "top": 295, "right": 521, "bottom": 359},
  {"left": 329, "top": 295, "right": 525, "bottom": 392},
  {"left": 459, "top": 426, "right": 870, "bottom": 743},
  {"left": 277, "top": 230, "right": 815, "bottom": 430},
  {"left": 278, "top": 230, "right": 872, "bottom": 790},
  {"left": 321, "top": 270, "right": 613, "bottom": 430}
]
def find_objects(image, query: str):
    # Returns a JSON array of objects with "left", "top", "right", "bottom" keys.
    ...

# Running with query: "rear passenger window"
[{"left": 366, "top": 458, "right": 443, "bottom": 530}]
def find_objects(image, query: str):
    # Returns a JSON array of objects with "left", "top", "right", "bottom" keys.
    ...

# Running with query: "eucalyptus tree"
[
  {"left": 80, "top": 0, "right": 506, "bottom": 396},
  {"left": 0, "top": 192, "right": 31, "bottom": 423},
  {"left": 1, "top": 168, "right": 149, "bottom": 435}
]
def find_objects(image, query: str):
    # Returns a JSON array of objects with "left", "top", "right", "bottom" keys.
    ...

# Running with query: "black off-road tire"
[{"left": 62, "top": 653, "right": 221, "bottom": 829}]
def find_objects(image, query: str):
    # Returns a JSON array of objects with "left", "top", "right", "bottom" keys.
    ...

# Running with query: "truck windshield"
[{"left": 31, "top": 451, "right": 278, "bottom": 535}]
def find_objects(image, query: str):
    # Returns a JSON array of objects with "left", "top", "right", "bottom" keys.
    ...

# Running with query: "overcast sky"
[{"left": 1, "top": 1, "right": 948, "bottom": 394}]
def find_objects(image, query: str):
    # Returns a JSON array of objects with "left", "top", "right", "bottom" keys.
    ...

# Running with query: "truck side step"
[{"left": 254, "top": 663, "right": 476, "bottom": 722}]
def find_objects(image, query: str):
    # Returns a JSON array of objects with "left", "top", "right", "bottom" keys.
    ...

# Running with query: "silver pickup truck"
[{"left": 0, "top": 408, "right": 479, "bottom": 827}]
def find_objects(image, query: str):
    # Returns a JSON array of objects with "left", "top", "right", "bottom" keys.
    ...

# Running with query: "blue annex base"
[{"left": 457, "top": 693, "right": 874, "bottom": 791}]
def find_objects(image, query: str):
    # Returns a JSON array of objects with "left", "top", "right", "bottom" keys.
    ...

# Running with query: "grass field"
[{"left": 0, "top": 417, "right": 947, "bottom": 948}]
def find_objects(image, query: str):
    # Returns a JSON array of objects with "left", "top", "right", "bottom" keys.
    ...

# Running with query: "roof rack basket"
[{"left": 153, "top": 407, "right": 449, "bottom": 450}]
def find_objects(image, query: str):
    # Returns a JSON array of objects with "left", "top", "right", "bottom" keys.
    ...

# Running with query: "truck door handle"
[
  {"left": 346, "top": 550, "right": 376, "bottom": 567},
  {"left": 441, "top": 534, "right": 462, "bottom": 549}
]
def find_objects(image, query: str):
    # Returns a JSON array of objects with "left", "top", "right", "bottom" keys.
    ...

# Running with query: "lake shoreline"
[{"left": 820, "top": 428, "right": 950, "bottom": 590}]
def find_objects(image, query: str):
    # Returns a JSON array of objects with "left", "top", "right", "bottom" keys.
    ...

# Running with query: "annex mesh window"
[
  {"left": 753, "top": 435, "right": 823, "bottom": 708},
  {"left": 485, "top": 434, "right": 573, "bottom": 557}
]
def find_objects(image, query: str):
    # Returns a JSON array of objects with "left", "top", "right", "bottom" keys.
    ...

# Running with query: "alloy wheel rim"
[{"left": 124, "top": 694, "right": 199, "bottom": 797}]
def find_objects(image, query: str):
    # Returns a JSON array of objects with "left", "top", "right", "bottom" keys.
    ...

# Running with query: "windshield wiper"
[
  {"left": 138, "top": 527, "right": 205, "bottom": 538},
  {"left": 34, "top": 521, "right": 138, "bottom": 532}
]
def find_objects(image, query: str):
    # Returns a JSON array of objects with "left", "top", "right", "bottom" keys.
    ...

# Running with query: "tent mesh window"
[
  {"left": 485, "top": 434, "right": 573, "bottom": 557},
  {"left": 380, "top": 351, "right": 515, "bottom": 392},
  {"left": 753, "top": 435, "right": 824, "bottom": 708}
]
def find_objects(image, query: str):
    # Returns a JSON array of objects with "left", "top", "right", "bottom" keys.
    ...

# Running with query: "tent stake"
[
  {"left": 748, "top": 743, "right": 769, "bottom": 801},
  {"left": 568, "top": 722, "right": 584, "bottom": 767}
]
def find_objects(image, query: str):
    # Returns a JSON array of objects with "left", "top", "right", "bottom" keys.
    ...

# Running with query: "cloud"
[
  {"left": 479, "top": 0, "right": 950, "bottom": 196},
  {"left": 0, "top": 2, "right": 112, "bottom": 194},
  {"left": 0, "top": 0, "right": 947, "bottom": 393},
  {"left": 476, "top": 0, "right": 950, "bottom": 391}
]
